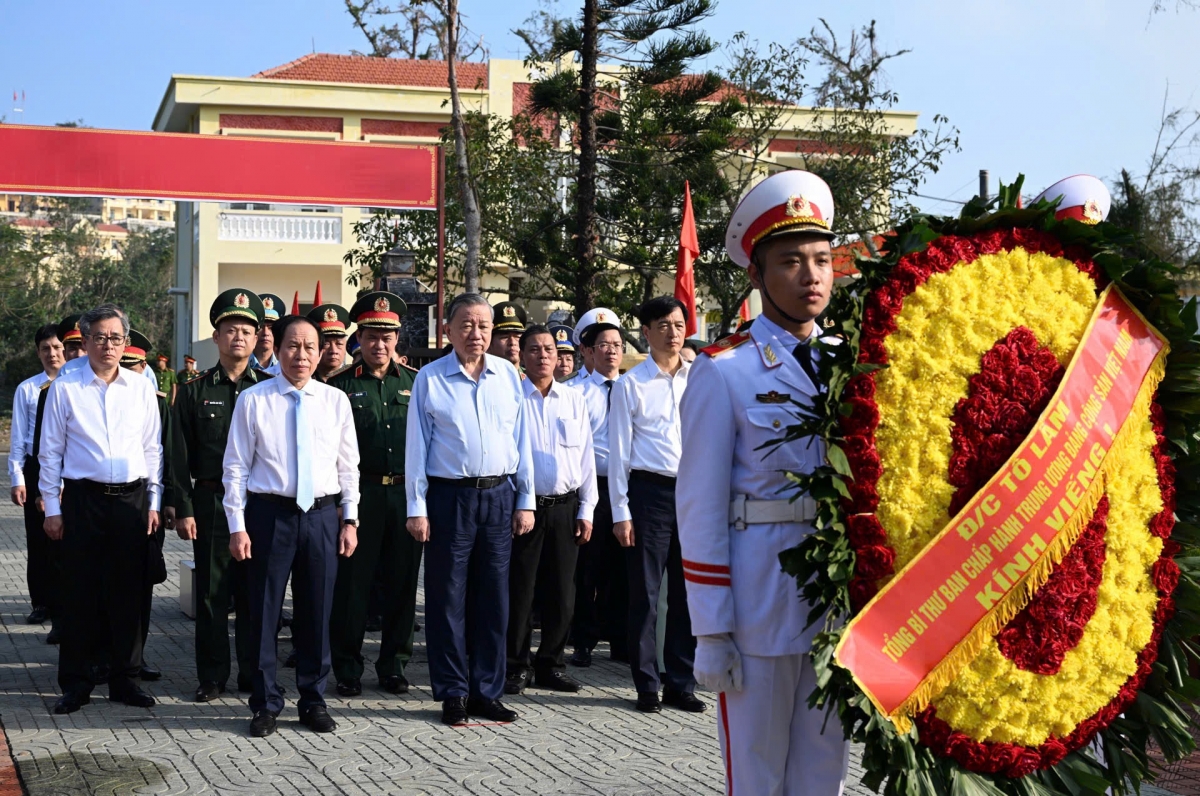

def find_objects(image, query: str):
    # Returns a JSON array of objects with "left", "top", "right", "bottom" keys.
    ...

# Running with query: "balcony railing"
[{"left": 217, "top": 212, "right": 342, "bottom": 244}]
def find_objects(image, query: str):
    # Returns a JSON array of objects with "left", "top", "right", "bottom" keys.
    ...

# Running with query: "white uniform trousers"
[{"left": 717, "top": 652, "right": 848, "bottom": 796}]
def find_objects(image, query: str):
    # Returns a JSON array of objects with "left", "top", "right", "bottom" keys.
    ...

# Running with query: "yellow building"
[{"left": 152, "top": 53, "right": 918, "bottom": 363}]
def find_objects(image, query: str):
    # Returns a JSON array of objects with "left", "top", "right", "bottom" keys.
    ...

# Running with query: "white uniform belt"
[{"left": 729, "top": 495, "right": 817, "bottom": 529}]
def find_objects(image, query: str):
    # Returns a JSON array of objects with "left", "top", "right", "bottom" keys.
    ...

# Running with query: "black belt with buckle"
[
  {"left": 68, "top": 478, "right": 146, "bottom": 496},
  {"left": 429, "top": 475, "right": 512, "bottom": 490},
  {"left": 363, "top": 473, "right": 404, "bottom": 486},
  {"left": 249, "top": 491, "right": 340, "bottom": 512},
  {"left": 630, "top": 469, "right": 677, "bottom": 488},
  {"left": 537, "top": 490, "right": 578, "bottom": 508}
]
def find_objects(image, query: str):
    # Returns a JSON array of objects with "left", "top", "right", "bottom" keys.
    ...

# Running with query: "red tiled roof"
[
  {"left": 11, "top": 217, "right": 51, "bottom": 228},
  {"left": 96, "top": 224, "right": 128, "bottom": 234},
  {"left": 253, "top": 53, "right": 489, "bottom": 90}
]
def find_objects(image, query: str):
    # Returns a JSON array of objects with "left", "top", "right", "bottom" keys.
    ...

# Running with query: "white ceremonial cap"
[
  {"left": 725, "top": 170, "right": 836, "bottom": 268},
  {"left": 1032, "top": 174, "right": 1111, "bottom": 224},
  {"left": 574, "top": 306, "right": 621, "bottom": 346}
]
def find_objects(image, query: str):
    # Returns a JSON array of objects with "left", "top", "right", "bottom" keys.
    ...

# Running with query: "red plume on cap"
[
  {"left": 313, "top": 280, "right": 323, "bottom": 306},
  {"left": 291, "top": 291, "right": 300, "bottom": 315}
]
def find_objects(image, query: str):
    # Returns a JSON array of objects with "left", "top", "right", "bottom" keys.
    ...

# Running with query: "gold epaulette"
[
  {"left": 701, "top": 331, "right": 751, "bottom": 357},
  {"left": 400, "top": 362, "right": 419, "bottom": 373},
  {"left": 181, "top": 368, "right": 210, "bottom": 386},
  {"left": 156, "top": 390, "right": 168, "bottom": 399},
  {"left": 327, "top": 363, "right": 355, "bottom": 380},
  {"left": 40, "top": 381, "right": 52, "bottom": 392}
]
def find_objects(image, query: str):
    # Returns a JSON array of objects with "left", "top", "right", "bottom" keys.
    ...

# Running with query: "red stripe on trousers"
[
  {"left": 683, "top": 572, "right": 731, "bottom": 587},
  {"left": 719, "top": 692, "right": 732, "bottom": 795},
  {"left": 682, "top": 558, "right": 730, "bottom": 574}
]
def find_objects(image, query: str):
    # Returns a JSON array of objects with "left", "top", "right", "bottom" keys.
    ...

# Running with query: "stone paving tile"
[{"left": 0, "top": 469, "right": 1182, "bottom": 795}]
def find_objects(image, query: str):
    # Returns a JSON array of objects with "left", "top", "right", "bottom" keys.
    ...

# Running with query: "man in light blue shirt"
[{"left": 406, "top": 293, "right": 535, "bottom": 726}]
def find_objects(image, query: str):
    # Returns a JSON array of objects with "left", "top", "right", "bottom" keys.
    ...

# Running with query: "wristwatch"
[{"left": 343, "top": 519, "right": 359, "bottom": 528}]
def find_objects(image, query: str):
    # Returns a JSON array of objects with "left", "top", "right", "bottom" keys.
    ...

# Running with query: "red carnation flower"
[
  {"left": 846, "top": 514, "right": 887, "bottom": 547},
  {"left": 854, "top": 545, "right": 896, "bottom": 579}
]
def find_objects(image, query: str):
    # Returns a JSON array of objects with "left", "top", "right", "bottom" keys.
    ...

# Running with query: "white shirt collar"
[
  {"left": 277, "top": 376, "right": 319, "bottom": 397},
  {"left": 86, "top": 360, "right": 131, "bottom": 386},
  {"left": 640, "top": 352, "right": 690, "bottom": 379},
  {"left": 523, "top": 377, "right": 563, "bottom": 399}
]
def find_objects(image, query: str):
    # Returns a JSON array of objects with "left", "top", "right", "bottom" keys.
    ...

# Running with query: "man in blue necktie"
[
  {"left": 406, "top": 293, "right": 536, "bottom": 726},
  {"left": 223, "top": 314, "right": 361, "bottom": 738}
]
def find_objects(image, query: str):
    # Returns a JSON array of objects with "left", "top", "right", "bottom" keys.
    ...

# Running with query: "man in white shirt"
[
  {"left": 608, "top": 295, "right": 702, "bottom": 714},
  {"left": 9, "top": 323, "right": 64, "bottom": 626},
  {"left": 224, "top": 314, "right": 360, "bottom": 738},
  {"left": 570, "top": 309, "right": 628, "bottom": 667},
  {"left": 39, "top": 304, "right": 163, "bottom": 715},
  {"left": 505, "top": 325, "right": 597, "bottom": 696}
]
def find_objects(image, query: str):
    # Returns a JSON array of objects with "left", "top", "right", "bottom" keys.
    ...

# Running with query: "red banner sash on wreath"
[
  {"left": 834, "top": 286, "right": 1170, "bottom": 727},
  {"left": 0, "top": 124, "right": 437, "bottom": 209}
]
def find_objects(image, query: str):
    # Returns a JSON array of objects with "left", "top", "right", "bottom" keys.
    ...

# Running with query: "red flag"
[
  {"left": 739, "top": 298, "right": 752, "bottom": 324},
  {"left": 674, "top": 181, "right": 699, "bottom": 337},
  {"left": 313, "top": 280, "right": 323, "bottom": 306},
  {"left": 291, "top": 291, "right": 300, "bottom": 315}
]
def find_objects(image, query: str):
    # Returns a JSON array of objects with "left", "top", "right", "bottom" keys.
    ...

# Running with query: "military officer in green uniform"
[
  {"left": 308, "top": 303, "right": 352, "bottom": 383},
  {"left": 172, "top": 289, "right": 273, "bottom": 702},
  {"left": 120, "top": 330, "right": 173, "bottom": 680},
  {"left": 327, "top": 291, "right": 421, "bottom": 696}
]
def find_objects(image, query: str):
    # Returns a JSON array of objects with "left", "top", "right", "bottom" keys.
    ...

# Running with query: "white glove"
[{"left": 693, "top": 633, "right": 743, "bottom": 693}]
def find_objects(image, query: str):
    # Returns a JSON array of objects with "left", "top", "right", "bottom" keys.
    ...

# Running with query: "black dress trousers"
[
  {"left": 507, "top": 494, "right": 579, "bottom": 674},
  {"left": 58, "top": 479, "right": 149, "bottom": 697}
]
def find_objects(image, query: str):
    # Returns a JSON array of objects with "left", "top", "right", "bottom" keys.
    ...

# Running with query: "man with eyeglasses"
[
  {"left": 569, "top": 309, "right": 629, "bottom": 667},
  {"left": 40, "top": 304, "right": 164, "bottom": 715}
]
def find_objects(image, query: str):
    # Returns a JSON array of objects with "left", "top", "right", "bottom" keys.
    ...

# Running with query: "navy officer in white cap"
[{"left": 677, "top": 170, "right": 849, "bottom": 795}]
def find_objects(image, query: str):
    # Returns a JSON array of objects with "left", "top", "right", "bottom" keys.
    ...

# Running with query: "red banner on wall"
[
  {"left": 0, "top": 123, "right": 437, "bottom": 209},
  {"left": 835, "top": 286, "right": 1169, "bottom": 724}
]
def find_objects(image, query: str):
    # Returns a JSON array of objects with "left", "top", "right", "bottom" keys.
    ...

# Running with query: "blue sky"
[{"left": 2, "top": 0, "right": 1198, "bottom": 212}]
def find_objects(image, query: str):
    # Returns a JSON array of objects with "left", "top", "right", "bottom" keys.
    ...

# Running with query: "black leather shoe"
[
  {"left": 194, "top": 681, "right": 226, "bottom": 702},
  {"left": 27, "top": 606, "right": 48, "bottom": 624},
  {"left": 111, "top": 686, "right": 156, "bottom": 708},
  {"left": 283, "top": 649, "right": 298, "bottom": 668},
  {"left": 442, "top": 697, "right": 468, "bottom": 726},
  {"left": 381, "top": 675, "right": 409, "bottom": 695},
  {"left": 504, "top": 669, "right": 529, "bottom": 695},
  {"left": 138, "top": 664, "right": 161, "bottom": 681},
  {"left": 662, "top": 690, "right": 706, "bottom": 713},
  {"left": 91, "top": 664, "right": 110, "bottom": 684},
  {"left": 53, "top": 692, "right": 90, "bottom": 715},
  {"left": 569, "top": 647, "right": 592, "bottom": 668},
  {"left": 365, "top": 615, "right": 382, "bottom": 633},
  {"left": 466, "top": 697, "right": 518, "bottom": 723},
  {"left": 535, "top": 670, "right": 582, "bottom": 692},
  {"left": 46, "top": 625, "right": 60, "bottom": 645},
  {"left": 249, "top": 710, "right": 277, "bottom": 737},
  {"left": 299, "top": 705, "right": 337, "bottom": 733},
  {"left": 336, "top": 679, "right": 362, "bottom": 697},
  {"left": 635, "top": 691, "right": 662, "bottom": 713}
]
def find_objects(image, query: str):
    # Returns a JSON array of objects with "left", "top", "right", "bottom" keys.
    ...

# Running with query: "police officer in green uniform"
[
  {"left": 120, "top": 330, "right": 173, "bottom": 681},
  {"left": 172, "top": 289, "right": 273, "bottom": 702},
  {"left": 327, "top": 291, "right": 422, "bottom": 696},
  {"left": 307, "top": 303, "right": 352, "bottom": 383}
]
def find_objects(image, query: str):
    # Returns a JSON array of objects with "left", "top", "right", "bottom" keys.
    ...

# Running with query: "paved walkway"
[{"left": 0, "top": 471, "right": 1184, "bottom": 795}]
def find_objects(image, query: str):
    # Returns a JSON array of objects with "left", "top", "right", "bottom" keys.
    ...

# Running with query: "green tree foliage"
[{"left": 0, "top": 205, "right": 174, "bottom": 386}]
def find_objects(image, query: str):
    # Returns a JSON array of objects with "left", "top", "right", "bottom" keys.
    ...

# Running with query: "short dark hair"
[
  {"left": 79, "top": 303, "right": 129, "bottom": 338},
  {"left": 272, "top": 314, "right": 323, "bottom": 350},
  {"left": 446, "top": 293, "right": 491, "bottom": 323},
  {"left": 520, "top": 324, "right": 554, "bottom": 351},
  {"left": 637, "top": 296, "right": 688, "bottom": 327},
  {"left": 35, "top": 324, "right": 59, "bottom": 347}
]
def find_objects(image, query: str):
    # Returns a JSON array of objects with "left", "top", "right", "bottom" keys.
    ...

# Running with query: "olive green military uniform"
[
  {"left": 173, "top": 364, "right": 270, "bottom": 688},
  {"left": 172, "top": 289, "right": 270, "bottom": 691},
  {"left": 328, "top": 360, "right": 422, "bottom": 683}
]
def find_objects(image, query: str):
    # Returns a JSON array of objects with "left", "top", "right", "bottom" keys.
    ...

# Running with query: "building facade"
[{"left": 152, "top": 53, "right": 919, "bottom": 364}]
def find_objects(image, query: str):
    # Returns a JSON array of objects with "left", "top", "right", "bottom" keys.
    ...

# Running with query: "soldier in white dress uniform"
[{"left": 677, "top": 170, "right": 849, "bottom": 796}]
